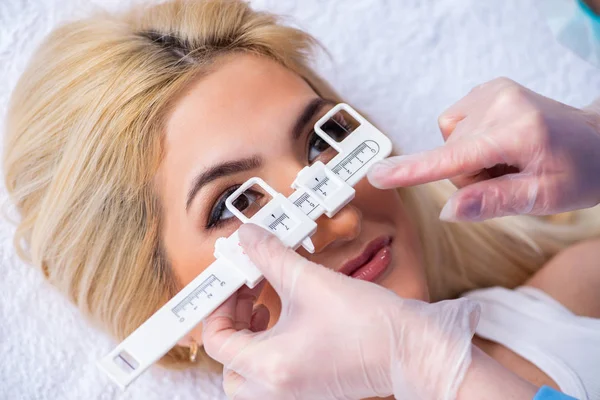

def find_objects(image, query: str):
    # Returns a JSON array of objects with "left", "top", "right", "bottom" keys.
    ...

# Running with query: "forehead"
[
  {"left": 163, "top": 53, "right": 316, "bottom": 164},
  {"left": 157, "top": 53, "right": 318, "bottom": 209}
]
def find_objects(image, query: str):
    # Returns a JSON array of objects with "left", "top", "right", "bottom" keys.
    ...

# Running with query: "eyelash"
[
  {"left": 205, "top": 113, "right": 351, "bottom": 230},
  {"left": 206, "top": 185, "right": 265, "bottom": 229},
  {"left": 206, "top": 185, "right": 240, "bottom": 229}
]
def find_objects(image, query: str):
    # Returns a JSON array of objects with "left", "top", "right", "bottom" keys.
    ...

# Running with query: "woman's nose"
[
  {"left": 266, "top": 163, "right": 362, "bottom": 253},
  {"left": 309, "top": 204, "right": 362, "bottom": 253}
]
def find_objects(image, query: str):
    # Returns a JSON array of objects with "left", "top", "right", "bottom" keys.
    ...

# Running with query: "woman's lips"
[{"left": 338, "top": 236, "right": 393, "bottom": 283}]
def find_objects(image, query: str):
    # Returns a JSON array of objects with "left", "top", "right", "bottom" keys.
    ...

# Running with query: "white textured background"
[{"left": 1, "top": 1, "right": 599, "bottom": 399}]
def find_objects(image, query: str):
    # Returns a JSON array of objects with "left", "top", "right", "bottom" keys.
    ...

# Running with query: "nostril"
[
  {"left": 311, "top": 204, "right": 362, "bottom": 253},
  {"left": 329, "top": 204, "right": 361, "bottom": 239}
]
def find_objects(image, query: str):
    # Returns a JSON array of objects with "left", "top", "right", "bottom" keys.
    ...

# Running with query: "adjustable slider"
[
  {"left": 291, "top": 161, "right": 355, "bottom": 218},
  {"left": 224, "top": 177, "right": 317, "bottom": 253}
]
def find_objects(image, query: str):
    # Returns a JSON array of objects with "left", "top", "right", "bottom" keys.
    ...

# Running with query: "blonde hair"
[{"left": 4, "top": 0, "right": 600, "bottom": 373}]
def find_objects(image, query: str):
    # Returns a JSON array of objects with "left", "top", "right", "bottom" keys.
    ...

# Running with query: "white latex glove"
[
  {"left": 367, "top": 77, "right": 600, "bottom": 222},
  {"left": 202, "top": 223, "right": 480, "bottom": 400}
]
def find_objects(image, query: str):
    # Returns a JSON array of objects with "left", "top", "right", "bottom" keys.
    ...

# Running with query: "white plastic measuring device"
[{"left": 97, "top": 103, "right": 393, "bottom": 389}]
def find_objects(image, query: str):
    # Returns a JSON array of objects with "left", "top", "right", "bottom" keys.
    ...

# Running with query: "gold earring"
[{"left": 189, "top": 340, "right": 198, "bottom": 363}]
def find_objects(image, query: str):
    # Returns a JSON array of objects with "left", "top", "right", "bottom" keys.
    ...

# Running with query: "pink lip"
[{"left": 338, "top": 236, "right": 393, "bottom": 282}]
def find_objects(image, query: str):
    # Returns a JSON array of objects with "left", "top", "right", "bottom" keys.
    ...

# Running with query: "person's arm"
[{"left": 584, "top": 97, "right": 600, "bottom": 125}]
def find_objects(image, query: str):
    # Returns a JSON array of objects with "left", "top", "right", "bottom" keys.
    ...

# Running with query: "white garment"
[{"left": 462, "top": 286, "right": 600, "bottom": 400}]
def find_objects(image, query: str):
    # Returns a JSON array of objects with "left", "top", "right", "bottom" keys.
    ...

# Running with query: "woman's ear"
[
  {"left": 176, "top": 324, "right": 204, "bottom": 347},
  {"left": 177, "top": 335, "right": 194, "bottom": 347}
]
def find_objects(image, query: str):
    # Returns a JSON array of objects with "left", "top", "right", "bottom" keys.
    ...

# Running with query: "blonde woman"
[{"left": 3, "top": 0, "right": 600, "bottom": 399}]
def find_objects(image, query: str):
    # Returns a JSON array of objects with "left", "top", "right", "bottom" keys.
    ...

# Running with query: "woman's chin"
[{"left": 378, "top": 263, "right": 430, "bottom": 302}]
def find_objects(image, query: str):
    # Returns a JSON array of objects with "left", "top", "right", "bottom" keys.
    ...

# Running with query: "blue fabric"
[
  {"left": 577, "top": 0, "right": 600, "bottom": 39},
  {"left": 533, "top": 386, "right": 579, "bottom": 400},
  {"left": 577, "top": 0, "right": 600, "bottom": 23},
  {"left": 540, "top": 0, "right": 600, "bottom": 66}
]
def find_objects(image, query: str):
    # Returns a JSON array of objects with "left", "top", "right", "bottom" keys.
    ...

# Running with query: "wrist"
[
  {"left": 582, "top": 99, "right": 600, "bottom": 137},
  {"left": 457, "top": 346, "right": 538, "bottom": 400},
  {"left": 388, "top": 299, "right": 481, "bottom": 399}
]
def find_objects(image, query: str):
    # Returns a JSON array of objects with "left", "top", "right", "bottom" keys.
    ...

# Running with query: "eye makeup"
[{"left": 204, "top": 102, "right": 349, "bottom": 230}]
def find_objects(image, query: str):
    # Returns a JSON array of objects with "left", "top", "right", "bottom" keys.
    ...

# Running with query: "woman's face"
[{"left": 156, "top": 53, "right": 428, "bottom": 345}]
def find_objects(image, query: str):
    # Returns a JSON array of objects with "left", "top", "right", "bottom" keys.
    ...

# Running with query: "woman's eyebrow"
[
  {"left": 185, "top": 156, "right": 262, "bottom": 212},
  {"left": 185, "top": 98, "right": 335, "bottom": 212},
  {"left": 292, "top": 97, "right": 336, "bottom": 139}
]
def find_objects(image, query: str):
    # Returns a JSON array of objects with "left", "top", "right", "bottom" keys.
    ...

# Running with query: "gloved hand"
[
  {"left": 367, "top": 77, "right": 600, "bottom": 222},
  {"left": 202, "top": 223, "right": 480, "bottom": 400}
]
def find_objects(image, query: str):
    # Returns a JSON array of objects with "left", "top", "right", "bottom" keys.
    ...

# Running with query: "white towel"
[{"left": 1, "top": 0, "right": 599, "bottom": 399}]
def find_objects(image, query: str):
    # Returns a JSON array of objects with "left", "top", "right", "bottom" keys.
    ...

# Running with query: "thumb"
[
  {"left": 238, "top": 223, "right": 309, "bottom": 299},
  {"left": 439, "top": 174, "right": 540, "bottom": 222}
]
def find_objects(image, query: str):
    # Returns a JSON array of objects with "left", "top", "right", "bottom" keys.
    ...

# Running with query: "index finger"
[
  {"left": 367, "top": 135, "right": 509, "bottom": 188},
  {"left": 438, "top": 78, "right": 511, "bottom": 138}
]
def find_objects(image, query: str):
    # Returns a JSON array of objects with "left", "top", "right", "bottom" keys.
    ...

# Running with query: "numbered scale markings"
[{"left": 171, "top": 275, "right": 228, "bottom": 323}]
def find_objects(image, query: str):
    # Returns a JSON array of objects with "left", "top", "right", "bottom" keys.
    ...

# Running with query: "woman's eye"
[
  {"left": 307, "top": 115, "right": 351, "bottom": 163},
  {"left": 231, "top": 192, "right": 255, "bottom": 214},
  {"left": 207, "top": 188, "right": 263, "bottom": 229},
  {"left": 307, "top": 133, "right": 332, "bottom": 162}
]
